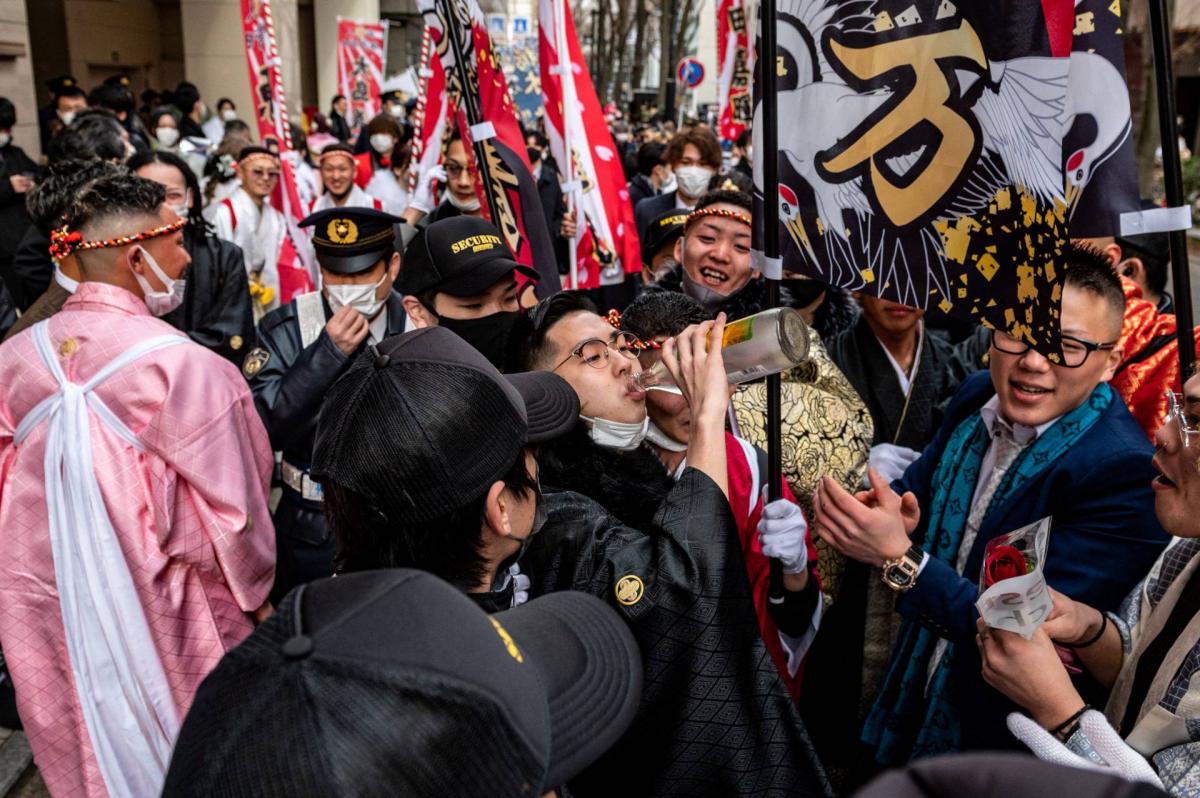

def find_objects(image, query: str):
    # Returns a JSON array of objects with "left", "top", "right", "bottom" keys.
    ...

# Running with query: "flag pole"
[
  {"left": 1147, "top": 0, "right": 1195, "bottom": 377},
  {"left": 758, "top": 0, "right": 786, "bottom": 603},
  {"left": 554, "top": 0, "right": 579, "bottom": 290}
]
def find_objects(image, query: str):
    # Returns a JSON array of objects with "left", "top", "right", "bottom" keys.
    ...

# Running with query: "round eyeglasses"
[{"left": 553, "top": 331, "right": 641, "bottom": 370}]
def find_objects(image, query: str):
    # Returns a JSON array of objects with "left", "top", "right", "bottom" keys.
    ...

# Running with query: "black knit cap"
[
  {"left": 640, "top": 208, "right": 688, "bottom": 266},
  {"left": 310, "top": 326, "right": 576, "bottom": 521},
  {"left": 400, "top": 216, "right": 538, "bottom": 297},
  {"left": 162, "top": 569, "right": 644, "bottom": 797},
  {"left": 301, "top": 206, "right": 404, "bottom": 275}
]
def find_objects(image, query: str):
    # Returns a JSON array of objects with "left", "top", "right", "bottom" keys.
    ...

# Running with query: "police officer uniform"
[{"left": 245, "top": 207, "right": 406, "bottom": 597}]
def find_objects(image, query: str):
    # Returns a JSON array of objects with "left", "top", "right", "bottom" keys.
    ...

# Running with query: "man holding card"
[{"left": 813, "top": 246, "right": 1170, "bottom": 771}]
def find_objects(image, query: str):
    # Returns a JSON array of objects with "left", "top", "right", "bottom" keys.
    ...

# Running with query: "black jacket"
[
  {"left": 634, "top": 190, "right": 678, "bottom": 239},
  {"left": 0, "top": 145, "right": 37, "bottom": 301},
  {"left": 8, "top": 227, "right": 51, "bottom": 312},
  {"left": 525, "top": 465, "right": 831, "bottom": 797},
  {"left": 161, "top": 231, "right": 255, "bottom": 365},
  {"left": 626, "top": 173, "right": 658, "bottom": 211},
  {"left": 329, "top": 111, "right": 352, "bottom": 143},
  {"left": 535, "top": 160, "right": 566, "bottom": 260},
  {"left": 248, "top": 291, "right": 408, "bottom": 596}
]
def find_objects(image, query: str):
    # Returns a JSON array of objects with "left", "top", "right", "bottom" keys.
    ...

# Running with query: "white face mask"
[
  {"left": 674, "top": 165, "right": 714, "bottom": 198},
  {"left": 370, "top": 134, "right": 396, "bottom": 154},
  {"left": 156, "top": 127, "right": 180, "bottom": 148},
  {"left": 325, "top": 272, "right": 388, "bottom": 319},
  {"left": 131, "top": 246, "right": 186, "bottom": 316},
  {"left": 646, "top": 421, "right": 688, "bottom": 452},
  {"left": 659, "top": 169, "right": 677, "bottom": 194},
  {"left": 59, "top": 110, "right": 77, "bottom": 127},
  {"left": 389, "top": 104, "right": 406, "bottom": 119},
  {"left": 446, "top": 190, "right": 482, "bottom": 212},
  {"left": 0, "top": 133, "right": 11, "bottom": 148},
  {"left": 580, "top": 415, "right": 649, "bottom": 451},
  {"left": 221, "top": 109, "right": 237, "bottom": 122}
]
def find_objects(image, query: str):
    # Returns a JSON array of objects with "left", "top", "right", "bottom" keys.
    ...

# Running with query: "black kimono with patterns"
[{"left": 525, "top": 431, "right": 830, "bottom": 798}]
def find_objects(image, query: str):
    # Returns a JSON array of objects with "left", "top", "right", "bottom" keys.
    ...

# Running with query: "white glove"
[
  {"left": 866, "top": 443, "right": 920, "bottom": 486},
  {"left": 509, "top": 563, "right": 530, "bottom": 607},
  {"left": 408, "top": 164, "right": 446, "bottom": 215},
  {"left": 758, "top": 498, "right": 809, "bottom": 575},
  {"left": 1006, "top": 711, "right": 1164, "bottom": 788}
]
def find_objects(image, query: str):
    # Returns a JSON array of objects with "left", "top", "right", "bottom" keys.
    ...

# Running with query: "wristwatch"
[{"left": 881, "top": 545, "right": 924, "bottom": 592}]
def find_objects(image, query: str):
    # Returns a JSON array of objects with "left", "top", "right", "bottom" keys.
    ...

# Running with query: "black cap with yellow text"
[
  {"left": 300, "top": 206, "right": 404, "bottom": 275},
  {"left": 641, "top": 208, "right": 688, "bottom": 267},
  {"left": 400, "top": 216, "right": 538, "bottom": 297}
]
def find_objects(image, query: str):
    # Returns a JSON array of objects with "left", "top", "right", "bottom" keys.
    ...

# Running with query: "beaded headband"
[
  {"left": 605, "top": 308, "right": 660, "bottom": 350},
  {"left": 318, "top": 149, "right": 356, "bottom": 167},
  {"left": 50, "top": 217, "right": 187, "bottom": 261},
  {"left": 684, "top": 206, "right": 751, "bottom": 230},
  {"left": 238, "top": 152, "right": 280, "bottom": 170}
]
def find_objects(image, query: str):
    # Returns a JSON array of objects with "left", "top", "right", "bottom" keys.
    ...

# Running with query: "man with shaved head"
[{"left": 0, "top": 173, "right": 276, "bottom": 797}]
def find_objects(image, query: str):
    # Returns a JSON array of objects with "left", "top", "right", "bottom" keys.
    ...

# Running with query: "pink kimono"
[{"left": 0, "top": 283, "right": 276, "bottom": 797}]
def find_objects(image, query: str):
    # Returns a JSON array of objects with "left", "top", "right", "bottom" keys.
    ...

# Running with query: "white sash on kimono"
[{"left": 14, "top": 322, "right": 190, "bottom": 798}]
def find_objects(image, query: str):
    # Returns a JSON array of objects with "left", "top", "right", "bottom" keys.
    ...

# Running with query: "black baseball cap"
[
  {"left": 382, "top": 89, "right": 405, "bottom": 104},
  {"left": 301, "top": 206, "right": 404, "bottom": 275},
  {"left": 311, "top": 327, "right": 577, "bottom": 522},
  {"left": 162, "top": 569, "right": 643, "bottom": 797},
  {"left": 400, "top": 216, "right": 538, "bottom": 297},
  {"left": 641, "top": 208, "right": 688, "bottom": 266},
  {"left": 45, "top": 75, "right": 77, "bottom": 94}
]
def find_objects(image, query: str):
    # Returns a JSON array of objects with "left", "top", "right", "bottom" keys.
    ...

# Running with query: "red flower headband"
[
  {"left": 318, "top": 149, "right": 357, "bottom": 167},
  {"left": 49, "top": 217, "right": 188, "bottom": 261},
  {"left": 684, "top": 206, "right": 752, "bottom": 231}
]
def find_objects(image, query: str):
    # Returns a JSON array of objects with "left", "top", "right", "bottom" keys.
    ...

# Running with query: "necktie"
[{"left": 957, "top": 424, "right": 1026, "bottom": 573}]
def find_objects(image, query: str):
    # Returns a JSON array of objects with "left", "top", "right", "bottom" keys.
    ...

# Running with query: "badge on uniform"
[
  {"left": 242, "top": 347, "right": 271, "bottom": 379},
  {"left": 614, "top": 574, "right": 644, "bottom": 606}
]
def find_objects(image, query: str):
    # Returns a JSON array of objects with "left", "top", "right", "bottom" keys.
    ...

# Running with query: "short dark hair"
[
  {"left": 324, "top": 449, "right": 536, "bottom": 590},
  {"left": 45, "top": 130, "right": 96, "bottom": 164},
  {"left": 515, "top": 291, "right": 599, "bottom": 371},
  {"left": 237, "top": 145, "right": 278, "bottom": 162},
  {"left": 0, "top": 98, "right": 15, "bottom": 130},
  {"left": 1118, "top": 235, "right": 1169, "bottom": 297},
  {"left": 27, "top": 159, "right": 124, "bottom": 233},
  {"left": 621, "top": 291, "right": 712, "bottom": 342},
  {"left": 56, "top": 86, "right": 86, "bottom": 103},
  {"left": 664, "top": 128, "right": 722, "bottom": 169},
  {"left": 332, "top": 94, "right": 346, "bottom": 104},
  {"left": 636, "top": 141, "right": 666, "bottom": 177},
  {"left": 89, "top": 82, "right": 134, "bottom": 115},
  {"left": 734, "top": 129, "right": 752, "bottom": 150},
  {"left": 150, "top": 105, "right": 177, "bottom": 127},
  {"left": 695, "top": 188, "right": 752, "bottom": 215},
  {"left": 174, "top": 82, "right": 200, "bottom": 115},
  {"left": 216, "top": 97, "right": 235, "bottom": 111},
  {"left": 70, "top": 173, "right": 166, "bottom": 238},
  {"left": 1062, "top": 243, "right": 1127, "bottom": 336},
  {"left": 127, "top": 149, "right": 207, "bottom": 235},
  {"left": 526, "top": 131, "right": 549, "bottom": 149},
  {"left": 71, "top": 110, "right": 127, "bottom": 162},
  {"left": 366, "top": 113, "right": 402, "bottom": 138}
]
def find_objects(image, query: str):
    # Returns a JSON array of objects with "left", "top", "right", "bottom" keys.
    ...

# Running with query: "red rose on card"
[{"left": 983, "top": 544, "right": 1029, "bottom": 586}]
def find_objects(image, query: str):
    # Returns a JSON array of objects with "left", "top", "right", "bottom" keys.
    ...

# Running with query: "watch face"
[{"left": 886, "top": 567, "right": 913, "bottom": 588}]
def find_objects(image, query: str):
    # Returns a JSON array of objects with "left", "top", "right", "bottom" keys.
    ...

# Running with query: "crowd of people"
[{"left": 0, "top": 72, "right": 1198, "bottom": 798}]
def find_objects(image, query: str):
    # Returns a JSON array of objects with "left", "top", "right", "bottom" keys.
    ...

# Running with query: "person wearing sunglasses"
[
  {"left": 812, "top": 245, "right": 1170, "bottom": 779},
  {"left": 211, "top": 146, "right": 287, "bottom": 317},
  {"left": 975, "top": 371, "right": 1200, "bottom": 796}
]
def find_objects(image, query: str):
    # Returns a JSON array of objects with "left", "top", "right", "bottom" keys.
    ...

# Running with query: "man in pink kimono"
[{"left": 0, "top": 172, "right": 276, "bottom": 797}]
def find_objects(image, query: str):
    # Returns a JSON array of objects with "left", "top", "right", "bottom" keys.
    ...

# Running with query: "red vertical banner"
[
  {"left": 336, "top": 18, "right": 388, "bottom": 142},
  {"left": 716, "top": 0, "right": 753, "bottom": 143},
  {"left": 539, "top": 0, "right": 640, "bottom": 288},
  {"left": 239, "top": 0, "right": 315, "bottom": 302}
]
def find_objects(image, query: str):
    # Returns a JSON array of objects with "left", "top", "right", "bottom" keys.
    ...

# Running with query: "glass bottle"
[{"left": 631, "top": 307, "right": 811, "bottom": 393}]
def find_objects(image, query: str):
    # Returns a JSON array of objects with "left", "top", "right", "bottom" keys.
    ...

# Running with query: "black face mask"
[
  {"left": 783, "top": 278, "right": 827, "bottom": 307},
  {"left": 437, "top": 310, "right": 522, "bottom": 371}
]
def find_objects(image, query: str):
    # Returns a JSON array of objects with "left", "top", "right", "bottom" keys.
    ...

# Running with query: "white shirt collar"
[
  {"left": 877, "top": 321, "right": 924, "bottom": 396},
  {"left": 978, "top": 395, "right": 1060, "bottom": 446},
  {"left": 54, "top": 265, "right": 79, "bottom": 295},
  {"left": 368, "top": 305, "right": 389, "bottom": 344}
]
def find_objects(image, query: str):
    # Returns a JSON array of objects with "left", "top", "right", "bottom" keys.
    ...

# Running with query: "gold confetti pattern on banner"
[{"left": 933, "top": 185, "right": 1068, "bottom": 362}]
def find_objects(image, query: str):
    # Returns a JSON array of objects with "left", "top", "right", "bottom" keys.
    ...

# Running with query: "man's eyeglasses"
[
  {"left": 1167, "top": 390, "right": 1200, "bottom": 449},
  {"left": 990, "top": 329, "right": 1117, "bottom": 369},
  {"left": 553, "top": 332, "right": 641, "bottom": 371}
]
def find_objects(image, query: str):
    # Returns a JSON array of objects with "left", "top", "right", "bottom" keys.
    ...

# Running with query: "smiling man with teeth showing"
[{"left": 813, "top": 245, "right": 1170, "bottom": 776}]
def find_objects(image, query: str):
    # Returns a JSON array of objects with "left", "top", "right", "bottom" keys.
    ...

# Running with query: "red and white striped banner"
[
  {"left": 409, "top": 25, "right": 451, "bottom": 195},
  {"left": 336, "top": 18, "right": 388, "bottom": 143},
  {"left": 716, "top": 0, "right": 753, "bottom": 143},
  {"left": 239, "top": 0, "right": 315, "bottom": 302},
  {"left": 539, "top": 0, "right": 640, "bottom": 288}
]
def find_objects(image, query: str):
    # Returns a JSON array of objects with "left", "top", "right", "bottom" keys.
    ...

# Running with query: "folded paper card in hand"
[{"left": 977, "top": 517, "right": 1053, "bottom": 639}]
